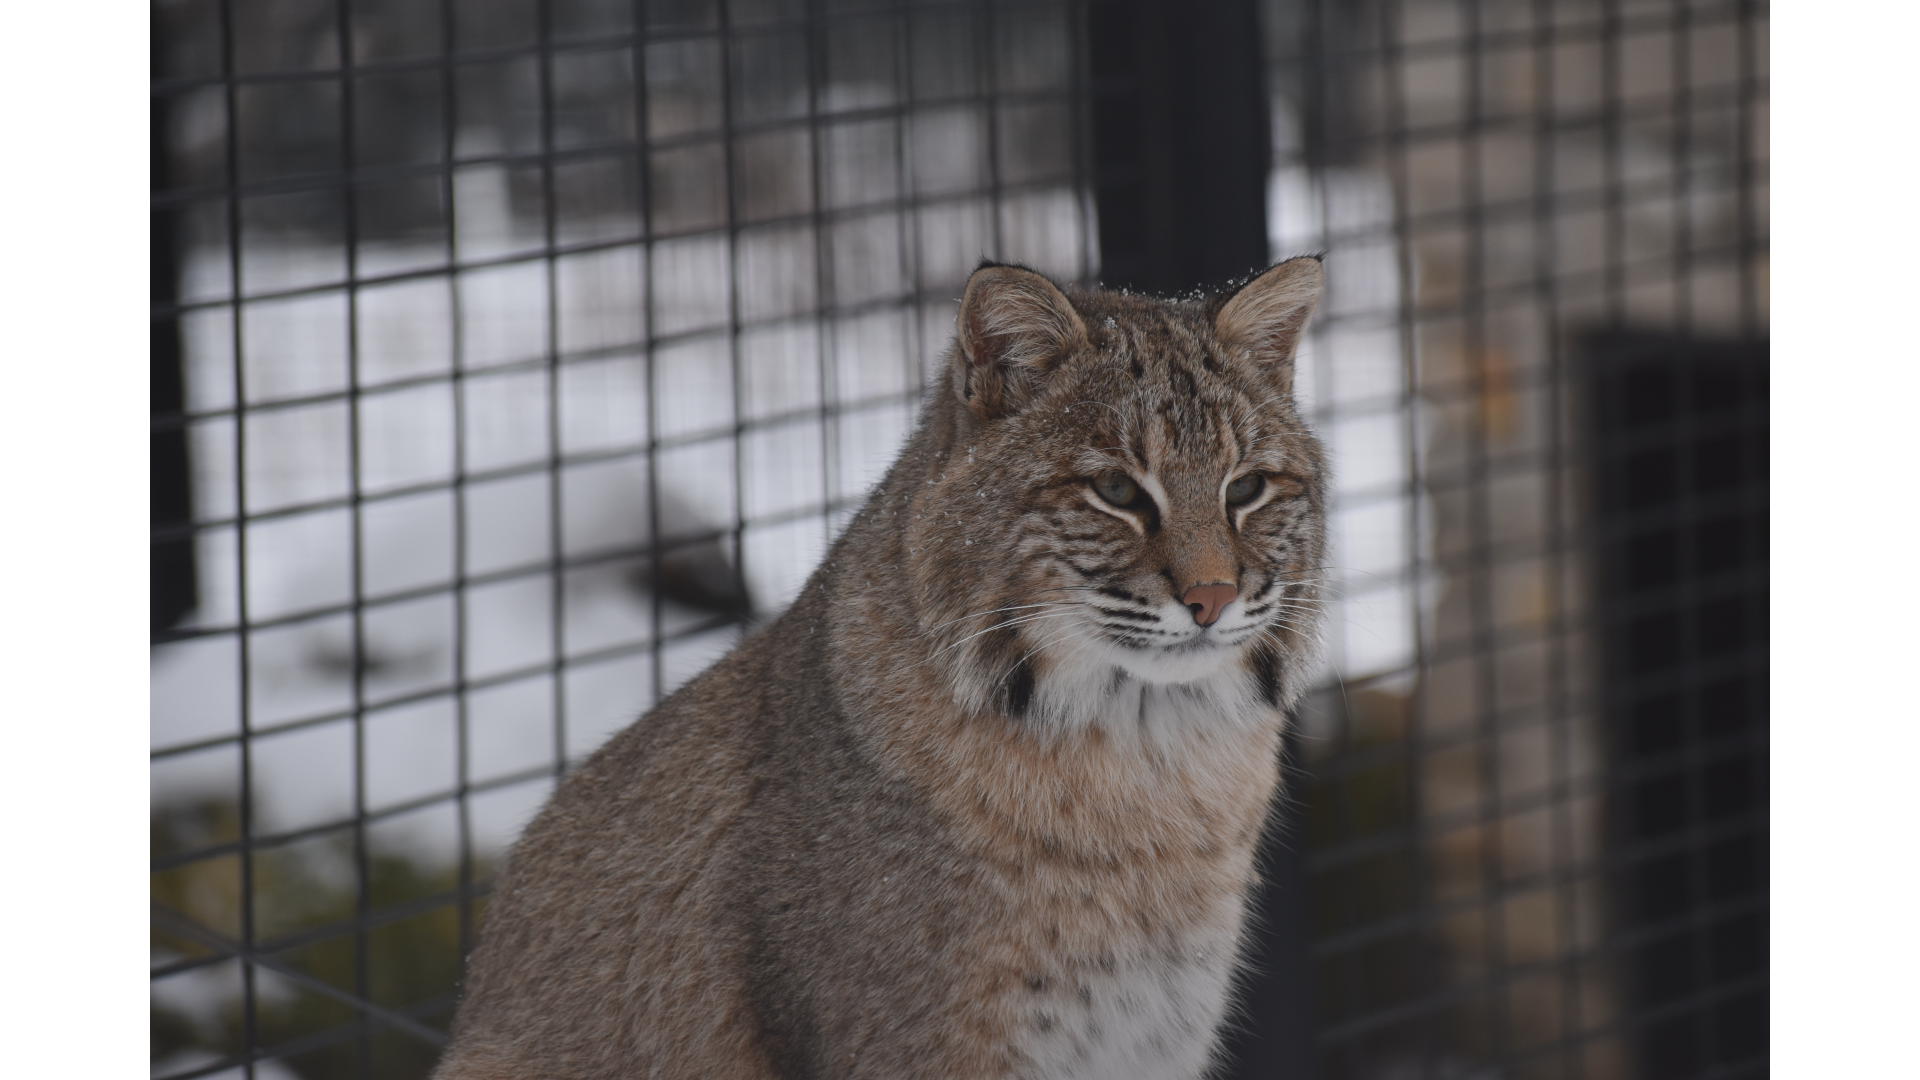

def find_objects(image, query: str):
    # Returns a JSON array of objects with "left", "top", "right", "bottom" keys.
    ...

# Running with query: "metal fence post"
[{"left": 1087, "top": 2, "right": 1316, "bottom": 1075}]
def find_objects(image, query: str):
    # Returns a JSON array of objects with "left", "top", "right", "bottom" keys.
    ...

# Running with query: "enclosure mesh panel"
[
  {"left": 152, "top": 2, "right": 1767, "bottom": 1078},
  {"left": 1256, "top": 1, "right": 1767, "bottom": 1078}
]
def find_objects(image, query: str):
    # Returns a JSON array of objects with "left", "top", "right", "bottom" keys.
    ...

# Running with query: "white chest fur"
[
  {"left": 1011, "top": 923, "right": 1244, "bottom": 1080},
  {"left": 932, "top": 631, "right": 1279, "bottom": 1077}
]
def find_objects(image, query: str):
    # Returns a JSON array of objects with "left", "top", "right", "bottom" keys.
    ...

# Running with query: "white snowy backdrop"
[{"left": 153, "top": 185, "right": 1096, "bottom": 865}]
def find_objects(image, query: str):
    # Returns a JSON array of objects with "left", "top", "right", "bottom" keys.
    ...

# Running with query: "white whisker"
[
  {"left": 933, "top": 610, "right": 1080, "bottom": 659},
  {"left": 924, "top": 600, "right": 1076, "bottom": 634}
]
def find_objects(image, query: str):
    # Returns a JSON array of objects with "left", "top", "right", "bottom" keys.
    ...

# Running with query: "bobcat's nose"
[{"left": 1182, "top": 583, "right": 1237, "bottom": 627}]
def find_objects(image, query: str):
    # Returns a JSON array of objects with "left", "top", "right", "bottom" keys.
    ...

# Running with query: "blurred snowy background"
[
  {"left": 152, "top": 0, "right": 1107, "bottom": 866},
  {"left": 152, "top": 161, "right": 1094, "bottom": 862},
  {"left": 151, "top": 21, "right": 1411, "bottom": 867}
]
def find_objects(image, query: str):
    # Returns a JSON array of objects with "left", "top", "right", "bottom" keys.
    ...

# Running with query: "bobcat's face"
[
  {"left": 905, "top": 260, "right": 1328, "bottom": 736},
  {"left": 1049, "top": 361, "right": 1324, "bottom": 690}
]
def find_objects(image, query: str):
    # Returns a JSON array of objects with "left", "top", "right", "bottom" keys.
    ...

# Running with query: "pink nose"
[{"left": 1182, "top": 583, "right": 1237, "bottom": 627}]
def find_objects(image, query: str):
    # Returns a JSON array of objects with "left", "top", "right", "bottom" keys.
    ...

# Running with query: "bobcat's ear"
[
  {"left": 954, "top": 264, "right": 1087, "bottom": 420},
  {"left": 1214, "top": 256, "right": 1324, "bottom": 396}
]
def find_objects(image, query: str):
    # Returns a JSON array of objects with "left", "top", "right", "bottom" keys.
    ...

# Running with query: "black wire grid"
[
  {"left": 151, "top": 2, "right": 1767, "bottom": 1078},
  {"left": 1248, "top": 1, "right": 1768, "bottom": 1078}
]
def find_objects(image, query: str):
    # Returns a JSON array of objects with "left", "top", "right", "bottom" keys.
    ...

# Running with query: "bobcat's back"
[{"left": 435, "top": 257, "right": 1329, "bottom": 1080}]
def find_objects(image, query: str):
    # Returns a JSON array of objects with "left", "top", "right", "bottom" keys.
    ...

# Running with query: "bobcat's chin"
[{"left": 1099, "top": 627, "right": 1247, "bottom": 687}]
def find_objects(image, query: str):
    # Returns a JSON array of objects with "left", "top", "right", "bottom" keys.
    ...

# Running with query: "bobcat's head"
[{"left": 902, "top": 258, "right": 1330, "bottom": 739}]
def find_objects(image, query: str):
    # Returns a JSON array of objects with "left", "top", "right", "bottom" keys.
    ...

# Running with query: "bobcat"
[{"left": 433, "top": 256, "right": 1329, "bottom": 1080}]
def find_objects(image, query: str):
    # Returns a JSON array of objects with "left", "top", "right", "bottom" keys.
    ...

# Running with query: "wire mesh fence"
[
  {"left": 150, "top": 2, "right": 1766, "bottom": 1078},
  {"left": 1242, "top": 2, "right": 1768, "bottom": 1078}
]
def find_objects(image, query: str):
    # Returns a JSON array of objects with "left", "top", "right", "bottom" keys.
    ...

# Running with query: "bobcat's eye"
[
  {"left": 1093, "top": 472, "right": 1141, "bottom": 508},
  {"left": 1225, "top": 473, "right": 1265, "bottom": 506}
]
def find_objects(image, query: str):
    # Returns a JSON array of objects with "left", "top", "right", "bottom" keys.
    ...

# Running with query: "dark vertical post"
[
  {"left": 1087, "top": 0, "right": 1272, "bottom": 295},
  {"left": 1084, "top": 2, "right": 1312, "bottom": 1074},
  {"left": 151, "top": 35, "right": 197, "bottom": 636}
]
